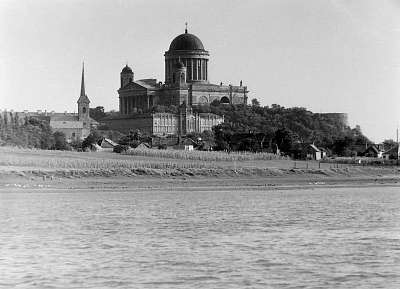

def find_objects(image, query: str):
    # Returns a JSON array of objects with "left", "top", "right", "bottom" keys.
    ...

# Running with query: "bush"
[
  {"left": 113, "top": 144, "right": 130, "bottom": 153},
  {"left": 82, "top": 130, "right": 102, "bottom": 149},
  {"left": 158, "top": 144, "right": 167, "bottom": 150}
]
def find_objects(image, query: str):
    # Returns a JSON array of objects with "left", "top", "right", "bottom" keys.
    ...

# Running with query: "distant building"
[
  {"left": 100, "top": 138, "right": 118, "bottom": 150},
  {"left": 1, "top": 65, "right": 97, "bottom": 142},
  {"left": 364, "top": 145, "right": 384, "bottom": 158},
  {"left": 103, "top": 108, "right": 223, "bottom": 136},
  {"left": 315, "top": 113, "right": 348, "bottom": 132},
  {"left": 303, "top": 144, "right": 322, "bottom": 160},
  {"left": 104, "top": 26, "right": 247, "bottom": 136},
  {"left": 50, "top": 64, "right": 97, "bottom": 141}
]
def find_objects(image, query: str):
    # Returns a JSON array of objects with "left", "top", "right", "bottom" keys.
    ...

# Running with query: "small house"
[
  {"left": 173, "top": 138, "right": 196, "bottom": 151},
  {"left": 302, "top": 144, "right": 321, "bottom": 160},
  {"left": 364, "top": 145, "right": 384, "bottom": 158},
  {"left": 100, "top": 138, "right": 118, "bottom": 150},
  {"left": 135, "top": 142, "right": 151, "bottom": 150},
  {"left": 319, "top": 147, "right": 328, "bottom": 159}
]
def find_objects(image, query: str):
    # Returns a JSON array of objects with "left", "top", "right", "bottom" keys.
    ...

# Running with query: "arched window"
[
  {"left": 220, "top": 96, "right": 230, "bottom": 104},
  {"left": 199, "top": 96, "right": 208, "bottom": 104},
  {"left": 82, "top": 107, "right": 86, "bottom": 114}
]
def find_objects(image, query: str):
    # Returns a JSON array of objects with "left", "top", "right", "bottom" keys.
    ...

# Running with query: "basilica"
[{"left": 103, "top": 27, "right": 249, "bottom": 136}]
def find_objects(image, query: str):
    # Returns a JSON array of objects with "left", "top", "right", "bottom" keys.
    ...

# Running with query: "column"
[
  {"left": 205, "top": 61, "right": 208, "bottom": 81},
  {"left": 194, "top": 59, "right": 197, "bottom": 80},
  {"left": 191, "top": 59, "right": 194, "bottom": 80},
  {"left": 119, "top": 98, "right": 122, "bottom": 113},
  {"left": 203, "top": 59, "right": 206, "bottom": 80},
  {"left": 199, "top": 59, "right": 202, "bottom": 80},
  {"left": 197, "top": 59, "right": 200, "bottom": 80}
]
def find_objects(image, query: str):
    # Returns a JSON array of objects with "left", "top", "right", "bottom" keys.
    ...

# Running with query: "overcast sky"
[{"left": 1, "top": 0, "right": 399, "bottom": 142}]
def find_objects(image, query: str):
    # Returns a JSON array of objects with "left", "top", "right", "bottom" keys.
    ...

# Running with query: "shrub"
[{"left": 113, "top": 144, "right": 130, "bottom": 153}]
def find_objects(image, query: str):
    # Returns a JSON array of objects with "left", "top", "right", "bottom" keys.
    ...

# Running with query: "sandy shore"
[{"left": 1, "top": 169, "right": 399, "bottom": 192}]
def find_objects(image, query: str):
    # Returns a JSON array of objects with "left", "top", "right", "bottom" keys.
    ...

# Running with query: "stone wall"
[{"left": 102, "top": 114, "right": 154, "bottom": 135}]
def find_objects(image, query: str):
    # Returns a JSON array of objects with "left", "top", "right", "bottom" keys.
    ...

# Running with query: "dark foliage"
[
  {"left": 117, "top": 129, "right": 151, "bottom": 148},
  {"left": 113, "top": 144, "right": 130, "bottom": 153},
  {"left": 0, "top": 114, "right": 55, "bottom": 149},
  {"left": 52, "top": 131, "right": 70, "bottom": 150},
  {"left": 208, "top": 102, "right": 369, "bottom": 156},
  {"left": 89, "top": 106, "right": 107, "bottom": 121},
  {"left": 81, "top": 130, "right": 103, "bottom": 149}
]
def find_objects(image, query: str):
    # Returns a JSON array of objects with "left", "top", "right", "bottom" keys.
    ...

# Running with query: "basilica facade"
[{"left": 104, "top": 27, "right": 249, "bottom": 136}]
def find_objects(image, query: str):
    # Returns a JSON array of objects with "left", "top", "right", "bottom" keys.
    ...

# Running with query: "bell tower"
[
  {"left": 120, "top": 64, "right": 134, "bottom": 88},
  {"left": 77, "top": 62, "right": 90, "bottom": 124}
]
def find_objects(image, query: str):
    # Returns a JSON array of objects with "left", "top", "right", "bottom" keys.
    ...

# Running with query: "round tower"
[{"left": 120, "top": 65, "right": 133, "bottom": 88}]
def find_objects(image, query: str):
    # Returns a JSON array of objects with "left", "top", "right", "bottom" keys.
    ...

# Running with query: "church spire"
[
  {"left": 185, "top": 22, "right": 188, "bottom": 34},
  {"left": 77, "top": 62, "right": 90, "bottom": 104},
  {"left": 80, "top": 62, "right": 85, "bottom": 97}
]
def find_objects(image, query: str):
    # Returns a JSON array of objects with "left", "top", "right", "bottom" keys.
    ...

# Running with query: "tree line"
[{"left": 0, "top": 112, "right": 70, "bottom": 150}]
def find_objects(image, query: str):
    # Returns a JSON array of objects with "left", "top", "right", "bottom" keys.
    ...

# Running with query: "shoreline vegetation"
[{"left": 1, "top": 146, "right": 399, "bottom": 191}]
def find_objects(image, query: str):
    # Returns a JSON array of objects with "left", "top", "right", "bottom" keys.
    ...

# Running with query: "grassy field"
[
  {"left": 0, "top": 146, "right": 347, "bottom": 171},
  {"left": 124, "top": 148, "right": 288, "bottom": 161}
]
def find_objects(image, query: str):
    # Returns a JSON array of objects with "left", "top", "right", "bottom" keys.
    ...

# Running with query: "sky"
[{"left": 0, "top": 0, "right": 399, "bottom": 142}]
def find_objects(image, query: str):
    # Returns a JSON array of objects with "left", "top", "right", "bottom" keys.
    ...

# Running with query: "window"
[{"left": 82, "top": 107, "right": 86, "bottom": 114}]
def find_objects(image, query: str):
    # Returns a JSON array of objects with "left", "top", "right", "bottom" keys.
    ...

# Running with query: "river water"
[{"left": 1, "top": 187, "right": 399, "bottom": 289}]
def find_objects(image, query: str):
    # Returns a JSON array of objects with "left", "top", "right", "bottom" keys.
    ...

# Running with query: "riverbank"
[
  {"left": 1, "top": 167, "right": 399, "bottom": 192},
  {"left": 1, "top": 146, "right": 399, "bottom": 191}
]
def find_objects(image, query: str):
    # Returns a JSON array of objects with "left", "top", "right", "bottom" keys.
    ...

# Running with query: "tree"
[
  {"left": 52, "top": 131, "right": 69, "bottom": 150},
  {"left": 82, "top": 130, "right": 102, "bottom": 149},
  {"left": 89, "top": 106, "right": 106, "bottom": 121},
  {"left": 274, "top": 128, "right": 301, "bottom": 155},
  {"left": 251, "top": 98, "right": 260, "bottom": 107},
  {"left": 383, "top": 139, "right": 396, "bottom": 150}
]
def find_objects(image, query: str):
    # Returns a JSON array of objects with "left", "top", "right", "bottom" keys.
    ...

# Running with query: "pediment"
[{"left": 121, "top": 82, "right": 148, "bottom": 91}]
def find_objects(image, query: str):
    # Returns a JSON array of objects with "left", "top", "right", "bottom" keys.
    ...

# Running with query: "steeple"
[
  {"left": 77, "top": 62, "right": 90, "bottom": 123},
  {"left": 185, "top": 22, "right": 188, "bottom": 34},
  {"left": 80, "top": 62, "right": 85, "bottom": 97},
  {"left": 77, "top": 62, "right": 90, "bottom": 104}
]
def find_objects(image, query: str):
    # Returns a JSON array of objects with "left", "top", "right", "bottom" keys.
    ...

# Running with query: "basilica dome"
[
  {"left": 169, "top": 31, "right": 205, "bottom": 51},
  {"left": 165, "top": 28, "right": 209, "bottom": 84}
]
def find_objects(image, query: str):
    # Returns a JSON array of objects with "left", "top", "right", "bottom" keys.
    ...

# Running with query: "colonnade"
[
  {"left": 165, "top": 58, "right": 208, "bottom": 83},
  {"left": 119, "top": 96, "right": 151, "bottom": 114}
]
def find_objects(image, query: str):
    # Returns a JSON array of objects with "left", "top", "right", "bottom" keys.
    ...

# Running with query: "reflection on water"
[{"left": 1, "top": 187, "right": 399, "bottom": 288}]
